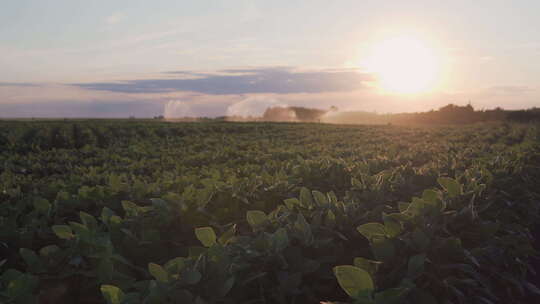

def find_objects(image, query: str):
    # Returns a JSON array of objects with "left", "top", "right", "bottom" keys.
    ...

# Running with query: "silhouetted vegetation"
[
  {"left": 144, "top": 104, "right": 540, "bottom": 124},
  {"left": 324, "top": 104, "right": 540, "bottom": 125},
  {"left": 204, "top": 104, "right": 540, "bottom": 125},
  {"left": 507, "top": 108, "right": 540, "bottom": 123},
  {"left": 262, "top": 106, "right": 331, "bottom": 122}
]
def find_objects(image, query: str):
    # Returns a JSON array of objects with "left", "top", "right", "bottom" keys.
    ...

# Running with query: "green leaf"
[
  {"left": 294, "top": 213, "right": 312, "bottom": 243},
  {"left": 284, "top": 198, "right": 301, "bottom": 210},
  {"left": 333, "top": 265, "right": 374, "bottom": 298},
  {"left": 109, "top": 215, "right": 122, "bottom": 225},
  {"left": 357, "top": 223, "right": 386, "bottom": 241},
  {"left": 52, "top": 225, "right": 74, "bottom": 239},
  {"left": 39, "top": 245, "right": 60, "bottom": 257},
  {"left": 312, "top": 190, "right": 328, "bottom": 206},
  {"left": 6, "top": 273, "right": 38, "bottom": 299},
  {"left": 371, "top": 236, "right": 395, "bottom": 262},
  {"left": 196, "top": 186, "right": 214, "bottom": 209},
  {"left": 422, "top": 189, "right": 445, "bottom": 212},
  {"left": 481, "top": 168, "right": 494, "bottom": 184},
  {"left": 101, "top": 207, "right": 115, "bottom": 224},
  {"left": 325, "top": 210, "right": 336, "bottom": 228},
  {"left": 109, "top": 174, "right": 123, "bottom": 193},
  {"left": 383, "top": 215, "right": 402, "bottom": 238},
  {"left": 421, "top": 190, "right": 439, "bottom": 203},
  {"left": 164, "top": 257, "right": 187, "bottom": 274},
  {"left": 148, "top": 263, "right": 169, "bottom": 283},
  {"left": 407, "top": 254, "right": 426, "bottom": 279},
  {"left": 100, "top": 285, "right": 125, "bottom": 304},
  {"left": 354, "top": 257, "right": 382, "bottom": 276},
  {"left": 246, "top": 210, "right": 268, "bottom": 229},
  {"left": 121, "top": 201, "right": 139, "bottom": 217},
  {"left": 182, "top": 269, "right": 202, "bottom": 285},
  {"left": 19, "top": 248, "right": 43, "bottom": 272},
  {"left": 218, "top": 224, "right": 236, "bottom": 245},
  {"left": 79, "top": 211, "right": 98, "bottom": 230},
  {"left": 398, "top": 202, "right": 410, "bottom": 213},
  {"left": 299, "top": 187, "right": 314, "bottom": 207},
  {"left": 188, "top": 246, "right": 206, "bottom": 258},
  {"left": 217, "top": 277, "right": 235, "bottom": 297},
  {"left": 405, "top": 198, "right": 430, "bottom": 217},
  {"left": 151, "top": 198, "right": 168, "bottom": 211},
  {"left": 69, "top": 221, "right": 92, "bottom": 240},
  {"left": 352, "top": 177, "right": 363, "bottom": 188},
  {"left": 327, "top": 193, "right": 338, "bottom": 205},
  {"left": 272, "top": 228, "right": 289, "bottom": 251},
  {"left": 33, "top": 197, "right": 51, "bottom": 214},
  {"left": 195, "top": 227, "right": 217, "bottom": 247},
  {"left": 438, "top": 177, "right": 461, "bottom": 198},
  {"left": 2, "top": 269, "right": 23, "bottom": 283}
]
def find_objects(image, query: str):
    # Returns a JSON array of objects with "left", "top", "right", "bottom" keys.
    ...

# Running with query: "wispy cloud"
[
  {"left": 486, "top": 85, "right": 534, "bottom": 95},
  {"left": 72, "top": 67, "right": 374, "bottom": 95},
  {"left": 0, "top": 82, "right": 40, "bottom": 87}
]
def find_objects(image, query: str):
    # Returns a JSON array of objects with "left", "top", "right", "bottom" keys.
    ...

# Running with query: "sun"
[{"left": 364, "top": 36, "right": 440, "bottom": 94}]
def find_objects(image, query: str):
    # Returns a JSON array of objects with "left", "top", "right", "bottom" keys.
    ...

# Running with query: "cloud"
[
  {"left": 71, "top": 67, "right": 374, "bottom": 95},
  {"left": 163, "top": 70, "right": 207, "bottom": 77},
  {"left": 487, "top": 85, "right": 534, "bottom": 95},
  {"left": 219, "top": 67, "right": 290, "bottom": 74},
  {"left": 0, "top": 82, "right": 40, "bottom": 87}
]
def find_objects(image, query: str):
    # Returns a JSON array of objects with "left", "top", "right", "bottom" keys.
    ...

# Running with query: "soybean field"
[{"left": 1, "top": 120, "right": 540, "bottom": 304}]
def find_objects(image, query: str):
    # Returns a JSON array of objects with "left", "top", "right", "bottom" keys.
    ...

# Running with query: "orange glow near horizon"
[{"left": 363, "top": 36, "right": 441, "bottom": 94}]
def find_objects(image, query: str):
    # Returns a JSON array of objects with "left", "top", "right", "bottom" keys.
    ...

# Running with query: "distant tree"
[
  {"left": 263, "top": 107, "right": 297, "bottom": 121},
  {"left": 291, "top": 107, "right": 327, "bottom": 121},
  {"left": 507, "top": 108, "right": 540, "bottom": 123}
]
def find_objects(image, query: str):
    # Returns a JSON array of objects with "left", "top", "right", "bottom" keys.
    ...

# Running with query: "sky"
[{"left": 0, "top": 0, "right": 539, "bottom": 118}]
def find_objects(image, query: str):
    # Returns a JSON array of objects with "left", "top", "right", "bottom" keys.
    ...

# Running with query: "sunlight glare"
[{"left": 364, "top": 36, "right": 440, "bottom": 94}]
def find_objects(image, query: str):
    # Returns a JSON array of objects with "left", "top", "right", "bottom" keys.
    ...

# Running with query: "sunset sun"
[{"left": 365, "top": 36, "right": 440, "bottom": 94}]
